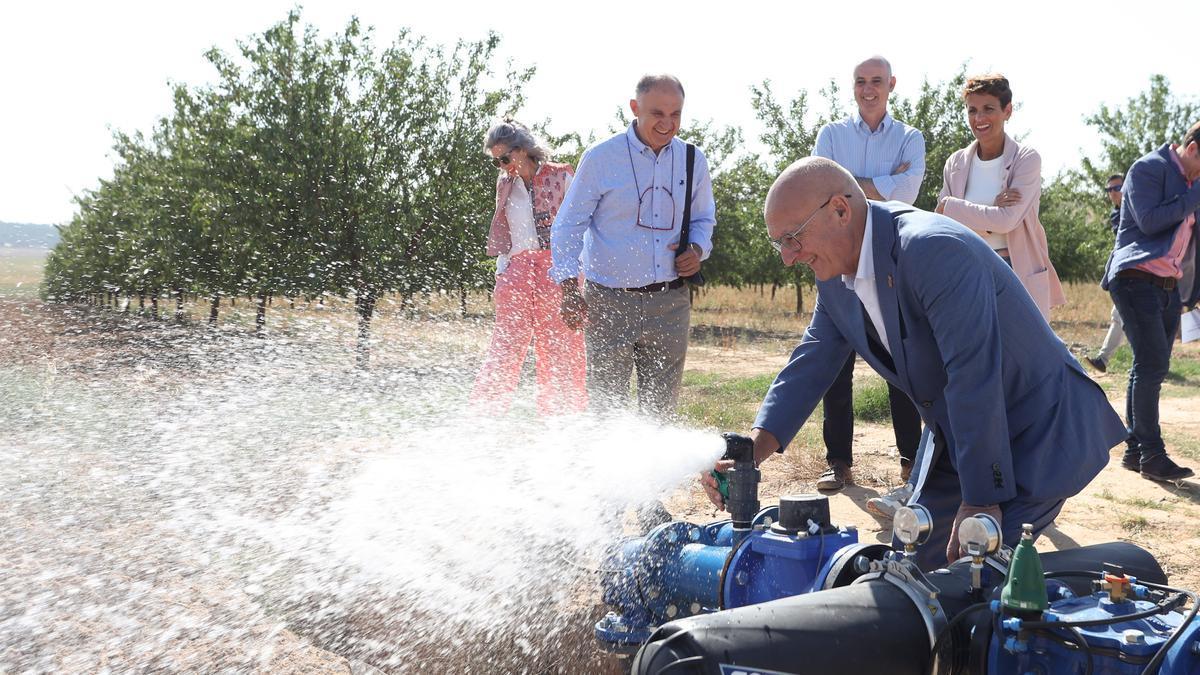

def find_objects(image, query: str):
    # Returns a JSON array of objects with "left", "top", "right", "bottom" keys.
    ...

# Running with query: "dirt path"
[{"left": 676, "top": 342, "right": 1200, "bottom": 590}]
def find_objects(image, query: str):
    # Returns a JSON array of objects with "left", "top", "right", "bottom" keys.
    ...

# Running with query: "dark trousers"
[
  {"left": 904, "top": 431, "right": 1064, "bottom": 571},
  {"left": 1110, "top": 277, "right": 1181, "bottom": 460},
  {"left": 822, "top": 353, "right": 922, "bottom": 467}
]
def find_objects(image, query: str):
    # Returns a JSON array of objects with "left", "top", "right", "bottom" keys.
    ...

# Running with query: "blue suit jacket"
[
  {"left": 1101, "top": 143, "right": 1200, "bottom": 306},
  {"left": 755, "top": 202, "right": 1126, "bottom": 506}
]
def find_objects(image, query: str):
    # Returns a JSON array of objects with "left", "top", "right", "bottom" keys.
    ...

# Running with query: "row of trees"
[{"left": 43, "top": 11, "right": 1198, "bottom": 358}]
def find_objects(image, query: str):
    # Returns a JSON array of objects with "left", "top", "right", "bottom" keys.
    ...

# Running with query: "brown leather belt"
[
  {"left": 1117, "top": 268, "right": 1178, "bottom": 290},
  {"left": 621, "top": 278, "right": 686, "bottom": 293}
]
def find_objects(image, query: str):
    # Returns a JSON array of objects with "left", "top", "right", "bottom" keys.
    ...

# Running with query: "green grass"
[
  {"left": 1120, "top": 515, "right": 1151, "bottom": 534},
  {"left": 1096, "top": 488, "right": 1176, "bottom": 511},
  {"left": 678, "top": 371, "right": 775, "bottom": 430},
  {"left": 1094, "top": 345, "right": 1200, "bottom": 397},
  {"left": 678, "top": 369, "right": 893, "bottom": 429},
  {"left": 0, "top": 248, "right": 47, "bottom": 298}
]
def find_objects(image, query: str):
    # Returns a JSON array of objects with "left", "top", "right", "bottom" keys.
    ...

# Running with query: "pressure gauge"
[
  {"left": 893, "top": 504, "right": 933, "bottom": 548},
  {"left": 958, "top": 513, "right": 1002, "bottom": 558}
]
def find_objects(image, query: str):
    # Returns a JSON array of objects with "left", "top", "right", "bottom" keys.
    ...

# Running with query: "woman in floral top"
[{"left": 471, "top": 119, "right": 587, "bottom": 414}]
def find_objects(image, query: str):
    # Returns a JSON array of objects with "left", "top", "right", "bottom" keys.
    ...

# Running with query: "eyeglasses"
[
  {"left": 1104, "top": 185, "right": 1122, "bottom": 193},
  {"left": 769, "top": 194, "right": 850, "bottom": 253},
  {"left": 491, "top": 153, "right": 514, "bottom": 168}
]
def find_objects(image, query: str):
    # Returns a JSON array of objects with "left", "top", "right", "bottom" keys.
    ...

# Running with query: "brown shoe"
[{"left": 816, "top": 461, "right": 853, "bottom": 492}]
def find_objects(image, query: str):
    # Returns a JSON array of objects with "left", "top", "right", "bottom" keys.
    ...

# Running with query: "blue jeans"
[{"left": 1110, "top": 277, "right": 1181, "bottom": 459}]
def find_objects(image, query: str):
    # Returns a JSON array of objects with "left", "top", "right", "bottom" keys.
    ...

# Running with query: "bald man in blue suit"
[{"left": 703, "top": 157, "right": 1126, "bottom": 569}]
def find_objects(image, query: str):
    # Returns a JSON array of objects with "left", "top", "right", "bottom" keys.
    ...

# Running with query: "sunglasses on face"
[
  {"left": 491, "top": 153, "right": 514, "bottom": 168},
  {"left": 1105, "top": 185, "right": 1122, "bottom": 193}
]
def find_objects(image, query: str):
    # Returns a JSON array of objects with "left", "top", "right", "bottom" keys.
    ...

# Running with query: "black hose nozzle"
[{"left": 721, "top": 432, "right": 760, "bottom": 531}]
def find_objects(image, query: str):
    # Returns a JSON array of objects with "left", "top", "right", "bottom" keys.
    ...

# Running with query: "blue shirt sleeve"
[
  {"left": 549, "top": 147, "right": 601, "bottom": 283},
  {"left": 813, "top": 125, "right": 834, "bottom": 160},
  {"left": 872, "top": 130, "right": 926, "bottom": 204}
]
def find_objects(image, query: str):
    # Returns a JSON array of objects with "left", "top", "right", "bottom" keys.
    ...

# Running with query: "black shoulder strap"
[
  {"left": 679, "top": 143, "right": 695, "bottom": 247},
  {"left": 676, "top": 143, "right": 705, "bottom": 286}
]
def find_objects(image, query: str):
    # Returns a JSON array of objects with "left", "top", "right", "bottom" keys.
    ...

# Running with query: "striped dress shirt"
[{"left": 813, "top": 111, "right": 926, "bottom": 204}]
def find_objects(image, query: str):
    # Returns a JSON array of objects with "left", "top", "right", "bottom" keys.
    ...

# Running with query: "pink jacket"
[
  {"left": 938, "top": 134, "right": 1066, "bottom": 319},
  {"left": 485, "top": 162, "right": 574, "bottom": 256}
]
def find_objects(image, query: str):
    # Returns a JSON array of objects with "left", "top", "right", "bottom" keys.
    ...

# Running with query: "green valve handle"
[{"left": 710, "top": 469, "right": 730, "bottom": 499}]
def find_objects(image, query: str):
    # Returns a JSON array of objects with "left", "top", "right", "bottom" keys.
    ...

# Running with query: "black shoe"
[
  {"left": 1085, "top": 356, "right": 1107, "bottom": 373},
  {"left": 1140, "top": 454, "right": 1195, "bottom": 483},
  {"left": 1121, "top": 454, "right": 1142, "bottom": 472}
]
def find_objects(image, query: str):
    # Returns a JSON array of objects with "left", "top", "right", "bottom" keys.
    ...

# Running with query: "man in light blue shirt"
[
  {"left": 810, "top": 56, "right": 926, "bottom": 511},
  {"left": 550, "top": 74, "right": 716, "bottom": 416}
]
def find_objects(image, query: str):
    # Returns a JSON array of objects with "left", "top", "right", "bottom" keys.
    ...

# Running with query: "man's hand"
[
  {"left": 893, "top": 161, "right": 910, "bottom": 175},
  {"left": 670, "top": 242, "right": 702, "bottom": 277},
  {"left": 946, "top": 503, "right": 1003, "bottom": 563},
  {"left": 935, "top": 198, "right": 948, "bottom": 215},
  {"left": 701, "top": 459, "right": 735, "bottom": 510},
  {"left": 993, "top": 188, "right": 1022, "bottom": 207},
  {"left": 700, "top": 428, "right": 781, "bottom": 510},
  {"left": 559, "top": 280, "right": 587, "bottom": 330}
]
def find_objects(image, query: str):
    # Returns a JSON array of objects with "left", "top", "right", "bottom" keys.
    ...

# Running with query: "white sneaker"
[{"left": 867, "top": 483, "right": 914, "bottom": 520}]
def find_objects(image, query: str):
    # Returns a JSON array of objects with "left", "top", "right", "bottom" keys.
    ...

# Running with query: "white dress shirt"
[{"left": 842, "top": 209, "right": 890, "bottom": 354}]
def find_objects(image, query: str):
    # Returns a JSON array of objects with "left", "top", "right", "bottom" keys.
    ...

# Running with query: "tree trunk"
[
  {"left": 355, "top": 290, "right": 377, "bottom": 368},
  {"left": 151, "top": 295, "right": 159, "bottom": 319},
  {"left": 795, "top": 284, "right": 805, "bottom": 316},
  {"left": 138, "top": 293, "right": 145, "bottom": 312},
  {"left": 771, "top": 283, "right": 778, "bottom": 301},
  {"left": 459, "top": 285, "right": 468, "bottom": 318},
  {"left": 175, "top": 289, "right": 185, "bottom": 320},
  {"left": 209, "top": 295, "right": 220, "bottom": 325},
  {"left": 255, "top": 294, "right": 268, "bottom": 336}
]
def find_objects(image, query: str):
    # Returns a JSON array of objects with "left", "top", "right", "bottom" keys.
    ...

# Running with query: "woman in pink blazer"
[
  {"left": 936, "top": 74, "right": 1065, "bottom": 320},
  {"left": 471, "top": 119, "right": 587, "bottom": 415}
]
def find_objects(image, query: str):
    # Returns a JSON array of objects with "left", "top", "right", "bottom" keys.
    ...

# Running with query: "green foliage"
[
  {"left": 43, "top": 11, "right": 528, "bottom": 336},
  {"left": 852, "top": 377, "right": 891, "bottom": 422},
  {"left": 1080, "top": 75, "right": 1200, "bottom": 185},
  {"left": 888, "top": 69, "right": 974, "bottom": 212},
  {"left": 1039, "top": 175, "right": 1113, "bottom": 283}
]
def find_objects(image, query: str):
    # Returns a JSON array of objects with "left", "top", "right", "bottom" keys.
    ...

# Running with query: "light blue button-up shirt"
[
  {"left": 813, "top": 111, "right": 926, "bottom": 204},
  {"left": 549, "top": 123, "right": 716, "bottom": 287}
]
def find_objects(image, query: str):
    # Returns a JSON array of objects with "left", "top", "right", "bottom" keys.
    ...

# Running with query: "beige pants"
[{"left": 583, "top": 281, "right": 691, "bottom": 417}]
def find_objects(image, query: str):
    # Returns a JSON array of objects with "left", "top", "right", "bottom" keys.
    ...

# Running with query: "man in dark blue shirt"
[{"left": 1100, "top": 121, "right": 1200, "bottom": 483}]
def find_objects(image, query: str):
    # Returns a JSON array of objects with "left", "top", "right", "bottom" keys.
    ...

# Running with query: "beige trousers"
[{"left": 583, "top": 281, "right": 690, "bottom": 418}]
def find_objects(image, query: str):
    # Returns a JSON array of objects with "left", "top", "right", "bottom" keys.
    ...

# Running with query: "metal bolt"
[
  {"left": 665, "top": 530, "right": 678, "bottom": 544},
  {"left": 688, "top": 528, "right": 700, "bottom": 542},
  {"left": 666, "top": 604, "right": 678, "bottom": 618},
  {"left": 853, "top": 555, "right": 871, "bottom": 574},
  {"left": 690, "top": 602, "right": 701, "bottom": 614},
  {"left": 647, "top": 587, "right": 660, "bottom": 599},
  {"left": 763, "top": 517, "right": 774, "bottom": 526},
  {"left": 1123, "top": 630, "right": 1145, "bottom": 645},
  {"left": 735, "top": 571, "right": 749, "bottom": 586}
]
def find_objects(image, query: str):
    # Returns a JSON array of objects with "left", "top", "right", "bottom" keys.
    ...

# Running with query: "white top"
[
  {"left": 496, "top": 179, "right": 538, "bottom": 275},
  {"left": 842, "top": 210, "right": 890, "bottom": 355},
  {"left": 963, "top": 155, "right": 1008, "bottom": 251}
]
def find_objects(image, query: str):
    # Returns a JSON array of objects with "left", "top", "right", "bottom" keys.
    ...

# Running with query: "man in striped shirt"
[{"left": 810, "top": 56, "right": 926, "bottom": 511}]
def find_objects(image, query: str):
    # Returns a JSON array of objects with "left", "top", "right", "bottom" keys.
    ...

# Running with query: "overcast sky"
[{"left": 2, "top": 0, "right": 1197, "bottom": 224}]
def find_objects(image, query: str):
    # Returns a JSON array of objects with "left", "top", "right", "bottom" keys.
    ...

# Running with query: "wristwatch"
[{"left": 689, "top": 243, "right": 702, "bottom": 257}]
